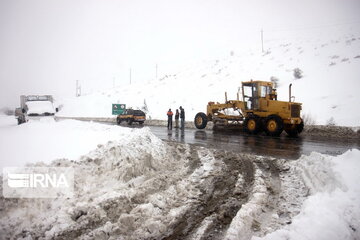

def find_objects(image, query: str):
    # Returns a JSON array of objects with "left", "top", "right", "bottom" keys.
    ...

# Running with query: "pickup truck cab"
[{"left": 116, "top": 109, "right": 146, "bottom": 125}]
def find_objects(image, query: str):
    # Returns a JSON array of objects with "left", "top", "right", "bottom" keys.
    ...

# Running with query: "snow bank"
[
  {"left": 0, "top": 126, "right": 171, "bottom": 239},
  {"left": 0, "top": 126, "right": 222, "bottom": 239},
  {"left": 252, "top": 150, "right": 360, "bottom": 240},
  {"left": 0, "top": 116, "right": 144, "bottom": 169}
]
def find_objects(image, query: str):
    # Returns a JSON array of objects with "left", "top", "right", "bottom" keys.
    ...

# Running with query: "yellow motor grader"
[{"left": 194, "top": 80, "right": 304, "bottom": 137}]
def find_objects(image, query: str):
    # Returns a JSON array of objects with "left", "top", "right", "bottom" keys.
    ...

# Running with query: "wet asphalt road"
[{"left": 124, "top": 124, "right": 360, "bottom": 160}]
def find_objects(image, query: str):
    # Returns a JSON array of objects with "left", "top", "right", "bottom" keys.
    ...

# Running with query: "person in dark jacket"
[
  {"left": 167, "top": 109, "right": 173, "bottom": 129},
  {"left": 179, "top": 106, "right": 185, "bottom": 129},
  {"left": 175, "top": 109, "right": 180, "bottom": 128}
]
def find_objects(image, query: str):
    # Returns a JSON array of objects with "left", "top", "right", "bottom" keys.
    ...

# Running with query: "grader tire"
[
  {"left": 194, "top": 112, "right": 208, "bottom": 129},
  {"left": 285, "top": 119, "right": 304, "bottom": 137},
  {"left": 265, "top": 115, "right": 283, "bottom": 137},
  {"left": 244, "top": 116, "right": 262, "bottom": 134},
  {"left": 297, "top": 119, "right": 304, "bottom": 133}
]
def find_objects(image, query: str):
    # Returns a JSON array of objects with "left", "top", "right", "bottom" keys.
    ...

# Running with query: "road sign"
[{"left": 112, "top": 104, "right": 126, "bottom": 115}]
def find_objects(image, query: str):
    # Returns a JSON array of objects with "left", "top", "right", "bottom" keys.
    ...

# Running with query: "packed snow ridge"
[
  {"left": 58, "top": 27, "right": 360, "bottom": 127},
  {"left": 1, "top": 121, "right": 359, "bottom": 239}
]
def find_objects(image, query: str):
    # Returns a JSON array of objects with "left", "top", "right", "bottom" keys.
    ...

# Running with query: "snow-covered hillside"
[{"left": 58, "top": 27, "right": 360, "bottom": 126}]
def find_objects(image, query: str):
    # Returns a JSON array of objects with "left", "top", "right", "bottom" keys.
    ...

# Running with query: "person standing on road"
[
  {"left": 175, "top": 109, "right": 180, "bottom": 128},
  {"left": 167, "top": 109, "right": 173, "bottom": 130},
  {"left": 180, "top": 106, "right": 185, "bottom": 130}
]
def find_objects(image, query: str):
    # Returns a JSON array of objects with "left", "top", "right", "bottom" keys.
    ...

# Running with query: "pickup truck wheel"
[{"left": 116, "top": 117, "right": 121, "bottom": 125}]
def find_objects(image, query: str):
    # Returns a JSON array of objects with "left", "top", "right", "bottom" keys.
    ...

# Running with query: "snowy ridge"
[{"left": 58, "top": 27, "right": 360, "bottom": 126}]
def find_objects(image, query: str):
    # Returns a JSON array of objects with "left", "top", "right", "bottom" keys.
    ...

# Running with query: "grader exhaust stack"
[
  {"left": 194, "top": 80, "right": 304, "bottom": 137},
  {"left": 289, "top": 84, "right": 292, "bottom": 102}
]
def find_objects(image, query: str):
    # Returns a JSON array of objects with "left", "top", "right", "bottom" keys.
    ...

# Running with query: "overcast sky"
[{"left": 0, "top": 0, "right": 359, "bottom": 108}]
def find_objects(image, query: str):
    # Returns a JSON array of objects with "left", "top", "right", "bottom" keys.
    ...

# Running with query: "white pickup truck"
[{"left": 15, "top": 95, "right": 58, "bottom": 124}]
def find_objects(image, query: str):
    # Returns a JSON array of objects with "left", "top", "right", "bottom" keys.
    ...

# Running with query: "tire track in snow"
[{"left": 163, "top": 151, "right": 256, "bottom": 240}]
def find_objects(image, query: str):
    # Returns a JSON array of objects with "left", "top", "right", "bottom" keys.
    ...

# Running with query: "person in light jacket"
[{"left": 175, "top": 109, "right": 180, "bottom": 128}]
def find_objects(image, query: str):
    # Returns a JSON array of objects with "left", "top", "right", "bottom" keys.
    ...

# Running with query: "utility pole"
[
  {"left": 156, "top": 64, "right": 158, "bottom": 80},
  {"left": 261, "top": 29, "right": 264, "bottom": 53},
  {"left": 76, "top": 80, "right": 81, "bottom": 97},
  {"left": 129, "top": 68, "right": 132, "bottom": 85}
]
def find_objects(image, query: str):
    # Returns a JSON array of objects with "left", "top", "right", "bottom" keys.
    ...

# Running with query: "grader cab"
[{"left": 194, "top": 80, "right": 304, "bottom": 137}]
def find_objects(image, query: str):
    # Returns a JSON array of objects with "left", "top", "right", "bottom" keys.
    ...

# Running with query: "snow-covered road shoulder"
[{"left": 251, "top": 150, "right": 360, "bottom": 240}]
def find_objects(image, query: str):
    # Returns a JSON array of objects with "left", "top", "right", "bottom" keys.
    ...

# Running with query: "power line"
[
  {"left": 267, "top": 19, "right": 360, "bottom": 32},
  {"left": 239, "top": 19, "right": 360, "bottom": 34},
  {"left": 129, "top": 68, "right": 132, "bottom": 85},
  {"left": 261, "top": 29, "right": 264, "bottom": 53}
]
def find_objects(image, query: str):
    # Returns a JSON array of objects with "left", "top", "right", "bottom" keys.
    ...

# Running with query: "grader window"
[
  {"left": 243, "top": 86, "right": 252, "bottom": 109},
  {"left": 242, "top": 83, "right": 260, "bottom": 110},
  {"left": 243, "top": 85, "right": 253, "bottom": 98},
  {"left": 260, "top": 86, "right": 272, "bottom": 98}
]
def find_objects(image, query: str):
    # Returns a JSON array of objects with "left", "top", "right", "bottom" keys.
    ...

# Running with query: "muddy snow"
[{"left": 1, "top": 125, "right": 359, "bottom": 240}]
